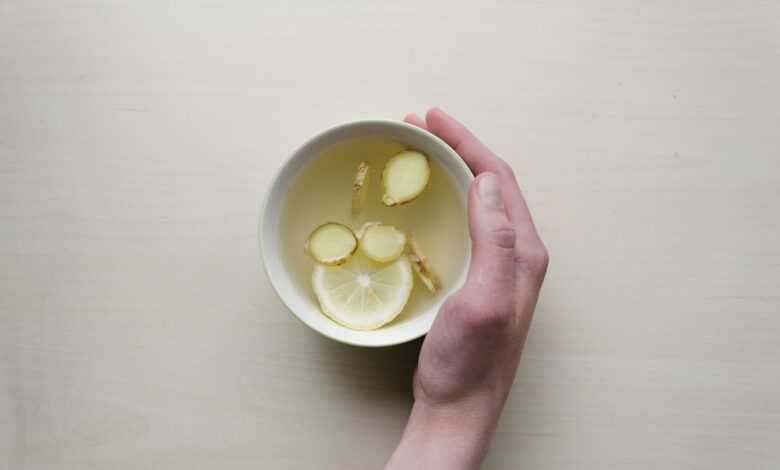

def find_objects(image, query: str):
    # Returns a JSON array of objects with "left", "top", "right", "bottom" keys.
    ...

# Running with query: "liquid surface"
[{"left": 280, "top": 137, "right": 469, "bottom": 326}]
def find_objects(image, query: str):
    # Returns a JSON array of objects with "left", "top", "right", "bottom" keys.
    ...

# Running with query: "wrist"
[{"left": 385, "top": 399, "right": 499, "bottom": 470}]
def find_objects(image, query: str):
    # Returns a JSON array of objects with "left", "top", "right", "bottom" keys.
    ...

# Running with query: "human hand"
[{"left": 386, "top": 108, "right": 549, "bottom": 470}]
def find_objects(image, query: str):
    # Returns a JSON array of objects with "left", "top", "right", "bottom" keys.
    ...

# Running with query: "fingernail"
[{"left": 478, "top": 173, "right": 503, "bottom": 209}]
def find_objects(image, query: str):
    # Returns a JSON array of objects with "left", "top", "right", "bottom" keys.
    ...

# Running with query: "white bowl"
[{"left": 260, "top": 120, "right": 473, "bottom": 347}]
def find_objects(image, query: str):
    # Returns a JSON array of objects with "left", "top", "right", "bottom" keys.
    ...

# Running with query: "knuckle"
[
  {"left": 515, "top": 243, "right": 550, "bottom": 276},
  {"left": 456, "top": 296, "right": 513, "bottom": 333},
  {"left": 496, "top": 160, "right": 515, "bottom": 179},
  {"left": 465, "top": 306, "right": 512, "bottom": 332}
]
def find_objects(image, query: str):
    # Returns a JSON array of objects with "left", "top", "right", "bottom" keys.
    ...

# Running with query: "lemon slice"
[{"left": 312, "top": 253, "right": 413, "bottom": 330}]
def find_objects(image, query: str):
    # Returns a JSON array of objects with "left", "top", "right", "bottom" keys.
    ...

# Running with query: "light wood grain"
[{"left": 2, "top": 1, "right": 779, "bottom": 468}]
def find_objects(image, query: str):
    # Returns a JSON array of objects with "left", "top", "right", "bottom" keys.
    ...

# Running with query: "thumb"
[{"left": 464, "top": 173, "right": 517, "bottom": 303}]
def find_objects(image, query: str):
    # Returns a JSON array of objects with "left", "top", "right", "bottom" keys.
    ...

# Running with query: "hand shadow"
[{"left": 312, "top": 333, "right": 423, "bottom": 407}]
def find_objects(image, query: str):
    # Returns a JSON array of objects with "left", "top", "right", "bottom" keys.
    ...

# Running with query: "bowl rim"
[{"left": 259, "top": 119, "right": 473, "bottom": 347}]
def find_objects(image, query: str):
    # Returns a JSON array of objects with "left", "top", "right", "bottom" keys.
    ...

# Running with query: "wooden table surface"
[{"left": 2, "top": 1, "right": 779, "bottom": 468}]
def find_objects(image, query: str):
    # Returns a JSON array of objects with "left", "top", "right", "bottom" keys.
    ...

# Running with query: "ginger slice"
[
  {"left": 304, "top": 223, "right": 358, "bottom": 266},
  {"left": 351, "top": 161, "right": 370, "bottom": 216},
  {"left": 407, "top": 233, "right": 441, "bottom": 292},
  {"left": 381, "top": 151, "right": 431, "bottom": 206},
  {"left": 360, "top": 224, "right": 407, "bottom": 263},
  {"left": 355, "top": 220, "right": 382, "bottom": 239}
]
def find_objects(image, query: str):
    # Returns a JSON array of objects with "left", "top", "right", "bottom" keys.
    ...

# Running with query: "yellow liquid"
[{"left": 280, "top": 138, "right": 469, "bottom": 326}]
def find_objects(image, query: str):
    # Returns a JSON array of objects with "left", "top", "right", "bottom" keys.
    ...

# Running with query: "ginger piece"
[
  {"left": 382, "top": 151, "right": 430, "bottom": 206},
  {"left": 407, "top": 233, "right": 441, "bottom": 292},
  {"left": 351, "top": 161, "right": 370, "bottom": 216},
  {"left": 360, "top": 224, "right": 407, "bottom": 263},
  {"left": 305, "top": 223, "right": 358, "bottom": 266}
]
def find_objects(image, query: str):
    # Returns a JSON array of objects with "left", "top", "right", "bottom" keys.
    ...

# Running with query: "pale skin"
[{"left": 385, "top": 108, "right": 549, "bottom": 470}]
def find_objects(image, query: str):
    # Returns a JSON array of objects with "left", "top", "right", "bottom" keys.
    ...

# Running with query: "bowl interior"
[{"left": 261, "top": 121, "right": 473, "bottom": 347}]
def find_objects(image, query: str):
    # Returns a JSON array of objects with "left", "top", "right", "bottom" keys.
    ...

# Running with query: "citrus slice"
[
  {"left": 305, "top": 223, "right": 357, "bottom": 266},
  {"left": 312, "top": 253, "right": 413, "bottom": 330},
  {"left": 382, "top": 150, "right": 431, "bottom": 206}
]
